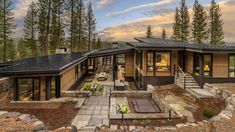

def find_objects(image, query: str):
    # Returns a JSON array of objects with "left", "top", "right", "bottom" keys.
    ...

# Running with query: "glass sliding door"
[
  {"left": 203, "top": 54, "right": 212, "bottom": 77},
  {"left": 229, "top": 54, "right": 235, "bottom": 78},
  {"left": 194, "top": 54, "right": 200, "bottom": 76},
  {"left": 155, "top": 52, "right": 170, "bottom": 72}
]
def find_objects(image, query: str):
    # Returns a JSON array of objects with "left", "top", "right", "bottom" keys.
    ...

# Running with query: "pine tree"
[
  {"left": 179, "top": 0, "right": 190, "bottom": 41},
  {"left": 173, "top": 8, "right": 181, "bottom": 40},
  {"left": 38, "top": 0, "right": 51, "bottom": 56},
  {"left": 162, "top": 28, "right": 166, "bottom": 39},
  {"left": 192, "top": 0, "right": 208, "bottom": 44},
  {"left": 85, "top": 2, "right": 96, "bottom": 52},
  {"left": 50, "top": 0, "right": 65, "bottom": 54},
  {"left": 146, "top": 25, "right": 152, "bottom": 38},
  {"left": 75, "top": 0, "right": 86, "bottom": 52},
  {"left": 96, "top": 38, "right": 102, "bottom": 49},
  {"left": 0, "top": 0, "right": 16, "bottom": 62},
  {"left": 17, "top": 38, "right": 28, "bottom": 59},
  {"left": 209, "top": 0, "right": 224, "bottom": 44},
  {"left": 91, "top": 36, "right": 96, "bottom": 50},
  {"left": 23, "top": 1, "right": 38, "bottom": 57},
  {"left": 6, "top": 38, "right": 15, "bottom": 60}
]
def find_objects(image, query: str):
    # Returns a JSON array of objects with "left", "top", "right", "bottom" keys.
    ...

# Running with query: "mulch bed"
[
  {"left": 0, "top": 92, "right": 78, "bottom": 130},
  {"left": 193, "top": 98, "right": 226, "bottom": 121}
]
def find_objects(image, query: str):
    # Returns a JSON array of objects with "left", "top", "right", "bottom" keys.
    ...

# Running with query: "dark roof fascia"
[
  {"left": 0, "top": 55, "right": 88, "bottom": 77},
  {"left": 88, "top": 48, "right": 134, "bottom": 58}
]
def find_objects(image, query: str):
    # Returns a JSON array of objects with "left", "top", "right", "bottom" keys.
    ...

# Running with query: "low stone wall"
[
  {"left": 111, "top": 91, "right": 151, "bottom": 98},
  {"left": 0, "top": 111, "right": 46, "bottom": 131},
  {"left": 0, "top": 78, "right": 13, "bottom": 94},
  {"left": 61, "top": 91, "right": 90, "bottom": 98}
]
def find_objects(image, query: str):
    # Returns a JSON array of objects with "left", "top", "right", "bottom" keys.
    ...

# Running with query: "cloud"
[
  {"left": 96, "top": 0, "right": 116, "bottom": 9},
  {"left": 106, "top": 0, "right": 175, "bottom": 17},
  {"left": 100, "top": 2, "right": 235, "bottom": 43},
  {"left": 143, "top": 8, "right": 175, "bottom": 16}
]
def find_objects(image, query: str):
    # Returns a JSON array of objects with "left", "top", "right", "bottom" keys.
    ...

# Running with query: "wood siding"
[
  {"left": 125, "top": 53, "right": 134, "bottom": 77},
  {"left": 186, "top": 51, "right": 193, "bottom": 74},
  {"left": 40, "top": 77, "right": 46, "bottom": 101},
  {"left": 213, "top": 53, "right": 228, "bottom": 78},
  {"left": 61, "top": 67, "right": 76, "bottom": 91}
]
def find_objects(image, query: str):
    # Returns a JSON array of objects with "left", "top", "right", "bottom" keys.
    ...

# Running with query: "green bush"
[
  {"left": 118, "top": 104, "right": 130, "bottom": 114},
  {"left": 98, "top": 84, "right": 104, "bottom": 92},
  {"left": 83, "top": 83, "right": 91, "bottom": 91},
  {"left": 203, "top": 108, "right": 214, "bottom": 118}
]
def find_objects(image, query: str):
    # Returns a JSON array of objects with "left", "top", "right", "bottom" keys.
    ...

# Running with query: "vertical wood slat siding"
[
  {"left": 40, "top": 77, "right": 46, "bottom": 101},
  {"left": 186, "top": 51, "right": 193, "bottom": 74},
  {"left": 213, "top": 53, "right": 228, "bottom": 78},
  {"left": 60, "top": 67, "right": 76, "bottom": 91},
  {"left": 125, "top": 53, "right": 134, "bottom": 77}
]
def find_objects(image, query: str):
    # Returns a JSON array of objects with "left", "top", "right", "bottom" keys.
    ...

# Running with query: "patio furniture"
[
  {"left": 98, "top": 72, "right": 108, "bottom": 81},
  {"left": 132, "top": 99, "right": 160, "bottom": 113},
  {"left": 115, "top": 80, "right": 124, "bottom": 91}
]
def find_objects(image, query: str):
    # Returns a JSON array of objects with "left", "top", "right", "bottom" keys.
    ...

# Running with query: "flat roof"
[
  {"left": 0, "top": 52, "right": 87, "bottom": 76},
  {"left": 88, "top": 45, "right": 134, "bottom": 57},
  {"left": 132, "top": 37, "right": 235, "bottom": 52}
]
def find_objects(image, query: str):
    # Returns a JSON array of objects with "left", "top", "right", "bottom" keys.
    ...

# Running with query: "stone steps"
[{"left": 75, "top": 98, "right": 85, "bottom": 109}]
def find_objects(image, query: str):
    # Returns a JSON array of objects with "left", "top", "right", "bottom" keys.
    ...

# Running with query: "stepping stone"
[
  {"left": 110, "top": 125, "right": 118, "bottom": 130},
  {"left": 129, "top": 126, "right": 136, "bottom": 131},
  {"left": 75, "top": 98, "right": 85, "bottom": 109}
]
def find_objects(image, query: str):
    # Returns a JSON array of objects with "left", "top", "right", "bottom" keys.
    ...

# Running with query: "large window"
[
  {"left": 203, "top": 55, "right": 212, "bottom": 77},
  {"left": 147, "top": 52, "right": 153, "bottom": 71},
  {"left": 17, "top": 78, "right": 40, "bottom": 101},
  {"left": 103, "top": 56, "right": 111, "bottom": 66},
  {"left": 229, "top": 54, "right": 235, "bottom": 78},
  {"left": 155, "top": 52, "right": 170, "bottom": 72},
  {"left": 117, "top": 54, "right": 125, "bottom": 64},
  {"left": 194, "top": 54, "right": 200, "bottom": 76}
]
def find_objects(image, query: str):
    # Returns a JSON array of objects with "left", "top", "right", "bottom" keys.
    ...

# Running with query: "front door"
[{"left": 178, "top": 51, "right": 185, "bottom": 71}]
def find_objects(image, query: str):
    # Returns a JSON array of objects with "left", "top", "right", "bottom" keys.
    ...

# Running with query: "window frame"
[
  {"left": 103, "top": 56, "right": 112, "bottom": 66},
  {"left": 146, "top": 51, "right": 154, "bottom": 72},
  {"left": 202, "top": 54, "right": 213, "bottom": 77},
  {"left": 229, "top": 54, "right": 235, "bottom": 78}
]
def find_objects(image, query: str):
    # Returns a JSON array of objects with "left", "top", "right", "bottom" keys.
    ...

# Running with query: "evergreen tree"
[
  {"left": 179, "top": 0, "right": 190, "bottom": 41},
  {"left": 91, "top": 36, "right": 96, "bottom": 50},
  {"left": 96, "top": 37, "right": 102, "bottom": 49},
  {"left": 50, "top": 0, "right": 65, "bottom": 54},
  {"left": 192, "top": 0, "right": 208, "bottom": 44},
  {"left": 6, "top": 38, "right": 15, "bottom": 60},
  {"left": 17, "top": 38, "right": 28, "bottom": 59},
  {"left": 173, "top": 8, "right": 181, "bottom": 40},
  {"left": 85, "top": 2, "right": 96, "bottom": 52},
  {"left": 75, "top": 0, "right": 86, "bottom": 52},
  {"left": 23, "top": 1, "right": 38, "bottom": 57},
  {"left": 162, "top": 28, "right": 166, "bottom": 39},
  {"left": 38, "top": 0, "right": 51, "bottom": 56},
  {"left": 146, "top": 25, "right": 152, "bottom": 38},
  {"left": 0, "top": 0, "right": 16, "bottom": 62},
  {"left": 209, "top": 0, "right": 224, "bottom": 44}
]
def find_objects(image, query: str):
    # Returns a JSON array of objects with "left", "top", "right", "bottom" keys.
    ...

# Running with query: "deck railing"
[{"left": 176, "top": 65, "right": 186, "bottom": 89}]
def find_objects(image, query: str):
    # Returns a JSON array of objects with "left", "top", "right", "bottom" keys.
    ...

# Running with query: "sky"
[{"left": 12, "top": 0, "right": 235, "bottom": 42}]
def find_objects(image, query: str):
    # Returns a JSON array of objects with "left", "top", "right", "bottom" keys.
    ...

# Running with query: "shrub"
[
  {"left": 98, "top": 84, "right": 104, "bottom": 92},
  {"left": 83, "top": 83, "right": 91, "bottom": 91},
  {"left": 118, "top": 104, "right": 130, "bottom": 114},
  {"left": 203, "top": 108, "right": 214, "bottom": 118}
]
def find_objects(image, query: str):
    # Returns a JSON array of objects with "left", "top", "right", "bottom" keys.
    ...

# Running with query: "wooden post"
[
  {"left": 169, "top": 110, "right": 172, "bottom": 120},
  {"left": 55, "top": 75, "right": 61, "bottom": 98}
]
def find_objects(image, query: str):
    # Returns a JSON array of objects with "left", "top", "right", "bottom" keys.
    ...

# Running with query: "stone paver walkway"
[{"left": 72, "top": 85, "right": 111, "bottom": 131}]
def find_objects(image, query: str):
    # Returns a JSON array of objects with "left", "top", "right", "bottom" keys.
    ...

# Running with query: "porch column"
[
  {"left": 113, "top": 55, "right": 117, "bottom": 81},
  {"left": 55, "top": 75, "right": 61, "bottom": 98},
  {"left": 199, "top": 54, "right": 203, "bottom": 88},
  {"left": 14, "top": 78, "right": 18, "bottom": 101}
]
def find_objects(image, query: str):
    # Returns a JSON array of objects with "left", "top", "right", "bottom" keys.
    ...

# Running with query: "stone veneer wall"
[{"left": 0, "top": 78, "right": 13, "bottom": 94}]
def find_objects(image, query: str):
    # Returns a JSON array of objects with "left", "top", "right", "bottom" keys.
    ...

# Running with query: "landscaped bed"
[
  {"left": 154, "top": 84, "right": 226, "bottom": 121},
  {"left": 0, "top": 92, "right": 78, "bottom": 130}
]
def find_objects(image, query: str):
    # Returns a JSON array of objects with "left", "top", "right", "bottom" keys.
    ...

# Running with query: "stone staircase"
[{"left": 175, "top": 72, "right": 200, "bottom": 89}]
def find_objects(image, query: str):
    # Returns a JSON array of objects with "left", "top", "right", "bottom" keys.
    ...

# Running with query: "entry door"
[{"left": 178, "top": 51, "right": 185, "bottom": 71}]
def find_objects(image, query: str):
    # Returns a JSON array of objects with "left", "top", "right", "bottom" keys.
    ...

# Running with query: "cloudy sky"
[{"left": 13, "top": 0, "right": 235, "bottom": 42}]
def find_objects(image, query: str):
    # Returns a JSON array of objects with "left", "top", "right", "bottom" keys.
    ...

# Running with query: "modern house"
[{"left": 0, "top": 37, "right": 234, "bottom": 101}]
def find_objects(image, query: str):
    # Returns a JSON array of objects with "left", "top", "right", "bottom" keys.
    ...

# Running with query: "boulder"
[
  {"left": 2, "top": 112, "right": 21, "bottom": 118},
  {"left": 0, "top": 111, "right": 8, "bottom": 116},
  {"left": 32, "top": 121, "right": 46, "bottom": 131},
  {"left": 18, "top": 114, "right": 32, "bottom": 121},
  {"left": 218, "top": 110, "right": 233, "bottom": 120}
]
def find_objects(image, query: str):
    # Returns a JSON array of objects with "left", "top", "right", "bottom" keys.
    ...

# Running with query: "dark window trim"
[
  {"left": 16, "top": 77, "right": 41, "bottom": 101},
  {"left": 229, "top": 53, "right": 235, "bottom": 78},
  {"left": 193, "top": 53, "right": 201, "bottom": 76},
  {"left": 103, "top": 56, "right": 112, "bottom": 66},
  {"left": 116, "top": 54, "right": 126, "bottom": 65}
]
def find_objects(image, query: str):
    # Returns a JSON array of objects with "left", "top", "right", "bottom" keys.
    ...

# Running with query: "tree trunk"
[
  {"left": 3, "top": 0, "right": 6, "bottom": 62},
  {"left": 43, "top": 0, "right": 51, "bottom": 56}
]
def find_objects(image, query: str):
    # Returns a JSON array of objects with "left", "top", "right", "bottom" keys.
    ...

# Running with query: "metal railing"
[{"left": 176, "top": 65, "right": 186, "bottom": 89}]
